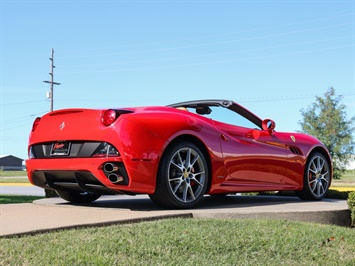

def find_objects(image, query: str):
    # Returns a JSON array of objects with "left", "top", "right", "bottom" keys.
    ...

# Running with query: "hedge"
[{"left": 347, "top": 191, "right": 355, "bottom": 227}]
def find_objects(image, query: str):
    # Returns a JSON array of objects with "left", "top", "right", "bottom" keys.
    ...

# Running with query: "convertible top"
[
  {"left": 168, "top": 99, "right": 232, "bottom": 108},
  {"left": 169, "top": 99, "right": 262, "bottom": 128}
]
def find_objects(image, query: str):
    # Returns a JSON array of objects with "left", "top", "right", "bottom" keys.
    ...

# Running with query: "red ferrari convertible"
[{"left": 26, "top": 99, "right": 332, "bottom": 208}]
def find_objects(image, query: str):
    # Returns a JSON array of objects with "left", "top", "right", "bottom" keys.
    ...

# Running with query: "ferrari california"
[{"left": 26, "top": 99, "right": 332, "bottom": 209}]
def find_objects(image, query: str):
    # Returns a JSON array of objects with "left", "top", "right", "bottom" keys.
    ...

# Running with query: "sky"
[{"left": 0, "top": 0, "right": 354, "bottom": 160}]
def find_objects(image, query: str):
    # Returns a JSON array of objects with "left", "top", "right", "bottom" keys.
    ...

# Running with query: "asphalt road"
[{"left": 0, "top": 184, "right": 45, "bottom": 196}]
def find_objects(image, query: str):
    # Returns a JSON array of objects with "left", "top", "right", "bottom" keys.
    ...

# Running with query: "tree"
[{"left": 298, "top": 87, "right": 355, "bottom": 179}]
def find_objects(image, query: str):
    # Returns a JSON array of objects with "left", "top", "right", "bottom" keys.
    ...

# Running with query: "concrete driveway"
[{"left": 0, "top": 194, "right": 350, "bottom": 237}]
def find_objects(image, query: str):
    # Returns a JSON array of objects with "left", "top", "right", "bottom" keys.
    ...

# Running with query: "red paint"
[{"left": 26, "top": 101, "right": 332, "bottom": 197}]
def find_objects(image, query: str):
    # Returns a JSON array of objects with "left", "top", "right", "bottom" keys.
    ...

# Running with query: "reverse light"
[
  {"left": 31, "top": 117, "right": 41, "bottom": 132},
  {"left": 101, "top": 109, "right": 117, "bottom": 126},
  {"left": 28, "top": 146, "right": 36, "bottom": 159}
]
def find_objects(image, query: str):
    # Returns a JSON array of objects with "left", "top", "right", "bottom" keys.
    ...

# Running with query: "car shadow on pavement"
[{"left": 47, "top": 194, "right": 303, "bottom": 212}]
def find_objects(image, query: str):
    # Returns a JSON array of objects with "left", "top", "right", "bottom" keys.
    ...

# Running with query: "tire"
[
  {"left": 149, "top": 141, "right": 209, "bottom": 209},
  {"left": 295, "top": 152, "right": 331, "bottom": 200},
  {"left": 56, "top": 190, "right": 101, "bottom": 203}
]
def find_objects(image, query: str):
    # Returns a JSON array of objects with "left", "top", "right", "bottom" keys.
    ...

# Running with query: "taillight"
[
  {"left": 92, "top": 142, "right": 120, "bottom": 158},
  {"left": 31, "top": 117, "right": 41, "bottom": 132},
  {"left": 101, "top": 109, "right": 117, "bottom": 126}
]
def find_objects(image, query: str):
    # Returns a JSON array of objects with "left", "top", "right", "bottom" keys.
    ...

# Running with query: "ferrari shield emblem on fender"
[{"left": 290, "top": 135, "right": 296, "bottom": 142}]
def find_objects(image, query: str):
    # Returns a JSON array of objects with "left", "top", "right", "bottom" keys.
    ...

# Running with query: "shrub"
[
  {"left": 347, "top": 191, "right": 355, "bottom": 227},
  {"left": 326, "top": 189, "right": 351, "bottom": 200}
]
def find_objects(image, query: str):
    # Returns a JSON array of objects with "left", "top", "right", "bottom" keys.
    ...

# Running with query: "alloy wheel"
[
  {"left": 306, "top": 154, "right": 330, "bottom": 198},
  {"left": 167, "top": 147, "right": 206, "bottom": 204}
]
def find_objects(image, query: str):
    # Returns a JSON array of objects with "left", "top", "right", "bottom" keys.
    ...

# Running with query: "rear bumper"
[{"left": 26, "top": 157, "right": 156, "bottom": 195}]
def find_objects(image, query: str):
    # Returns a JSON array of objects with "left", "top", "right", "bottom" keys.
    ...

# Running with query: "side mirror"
[{"left": 262, "top": 119, "right": 276, "bottom": 135}]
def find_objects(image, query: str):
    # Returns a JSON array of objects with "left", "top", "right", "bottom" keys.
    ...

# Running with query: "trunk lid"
[{"left": 29, "top": 109, "right": 115, "bottom": 144}]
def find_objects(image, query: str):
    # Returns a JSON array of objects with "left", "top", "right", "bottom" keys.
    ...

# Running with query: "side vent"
[{"left": 289, "top": 146, "right": 303, "bottom": 156}]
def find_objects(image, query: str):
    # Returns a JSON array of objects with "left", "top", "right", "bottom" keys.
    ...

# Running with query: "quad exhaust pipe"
[
  {"left": 108, "top": 173, "right": 124, "bottom": 184},
  {"left": 104, "top": 163, "right": 119, "bottom": 173},
  {"left": 104, "top": 163, "right": 124, "bottom": 184}
]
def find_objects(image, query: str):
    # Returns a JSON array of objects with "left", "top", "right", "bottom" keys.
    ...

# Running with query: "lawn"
[
  {"left": 0, "top": 170, "right": 27, "bottom": 177},
  {"left": 0, "top": 218, "right": 354, "bottom": 265},
  {"left": 0, "top": 195, "right": 44, "bottom": 204},
  {"left": 1, "top": 171, "right": 354, "bottom": 265},
  {"left": 331, "top": 170, "right": 355, "bottom": 187},
  {"left": 0, "top": 177, "right": 29, "bottom": 183},
  {"left": 0, "top": 170, "right": 28, "bottom": 183}
]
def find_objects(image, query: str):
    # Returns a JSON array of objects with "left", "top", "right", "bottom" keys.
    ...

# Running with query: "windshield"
[
  {"left": 170, "top": 100, "right": 262, "bottom": 129},
  {"left": 184, "top": 105, "right": 261, "bottom": 129}
]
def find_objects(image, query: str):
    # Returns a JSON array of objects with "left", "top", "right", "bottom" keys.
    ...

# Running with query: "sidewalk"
[{"left": 0, "top": 195, "right": 350, "bottom": 237}]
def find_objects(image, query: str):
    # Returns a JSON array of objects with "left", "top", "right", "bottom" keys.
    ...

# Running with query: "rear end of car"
[{"left": 26, "top": 108, "right": 163, "bottom": 198}]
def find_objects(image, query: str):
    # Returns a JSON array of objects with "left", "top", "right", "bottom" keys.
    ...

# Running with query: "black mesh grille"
[
  {"left": 31, "top": 141, "right": 104, "bottom": 158},
  {"left": 289, "top": 146, "right": 303, "bottom": 156}
]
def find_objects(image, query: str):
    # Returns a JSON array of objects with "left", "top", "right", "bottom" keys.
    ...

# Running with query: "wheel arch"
[
  {"left": 307, "top": 146, "right": 333, "bottom": 182},
  {"left": 160, "top": 134, "right": 213, "bottom": 192},
  {"left": 295, "top": 145, "right": 333, "bottom": 200}
]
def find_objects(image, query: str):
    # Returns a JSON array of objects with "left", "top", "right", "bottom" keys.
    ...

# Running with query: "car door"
[{"left": 215, "top": 121, "right": 289, "bottom": 190}]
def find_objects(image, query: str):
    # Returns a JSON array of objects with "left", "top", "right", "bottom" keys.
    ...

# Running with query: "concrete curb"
[{"left": 0, "top": 195, "right": 351, "bottom": 238}]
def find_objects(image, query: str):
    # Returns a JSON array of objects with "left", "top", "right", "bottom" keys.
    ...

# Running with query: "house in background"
[{"left": 0, "top": 155, "right": 24, "bottom": 170}]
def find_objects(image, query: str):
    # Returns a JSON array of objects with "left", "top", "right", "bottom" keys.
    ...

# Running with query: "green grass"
[
  {"left": 0, "top": 218, "right": 354, "bottom": 265},
  {"left": 0, "top": 170, "right": 27, "bottom": 177},
  {"left": 341, "top": 170, "right": 355, "bottom": 182},
  {"left": 0, "top": 195, "right": 44, "bottom": 204},
  {"left": 0, "top": 177, "right": 29, "bottom": 183},
  {"left": 344, "top": 170, "right": 355, "bottom": 177},
  {"left": 0, "top": 170, "right": 29, "bottom": 183}
]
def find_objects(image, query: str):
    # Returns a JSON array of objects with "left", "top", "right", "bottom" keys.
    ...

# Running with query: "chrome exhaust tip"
[
  {"left": 104, "top": 163, "right": 119, "bottom": 173},
  {"left": 108, "top": 173, "right": 124, "bottom": 184}
]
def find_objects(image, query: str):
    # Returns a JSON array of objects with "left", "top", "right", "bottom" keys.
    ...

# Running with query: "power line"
[
  {"left": 237, "top": 93, "right": 355, "bottom": 103},
  {"left": 57, "top": 44, "right": 354, "bottom": 74},
  {"left": 0, "top": 100, "right": 45, "bottom": 107},
  {"left": 1, "top": 123, "right": 33, "bottom": 131},
  {"left": 58, "top": 12, "right": 355, "bottom": 54},
  {"left": 56, "top": 22, "right": 354, "bottom": 59},
  {"left": 0, "top": 112, "right": 47, "bottom": 126},
  {"left": 59, "top": 35, "right": 354, "bottom": 69},
  {"left": 55, "top": 92, "right": 354, "bottom": 105}
]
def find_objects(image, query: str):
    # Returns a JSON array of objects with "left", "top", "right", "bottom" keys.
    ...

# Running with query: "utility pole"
[{"left": 43, "top": 48, "right": 61, "bottom": 112}]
